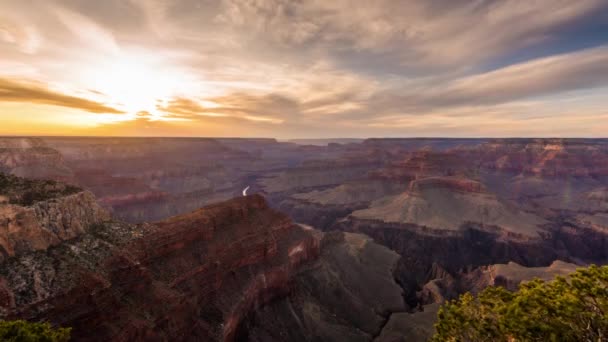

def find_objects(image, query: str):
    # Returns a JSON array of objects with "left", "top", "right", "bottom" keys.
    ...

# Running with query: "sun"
[{"left": 80, "top": 50, "right": 191, "bottom": 118}]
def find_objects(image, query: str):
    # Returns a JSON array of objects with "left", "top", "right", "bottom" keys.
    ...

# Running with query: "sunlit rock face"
[
  {"left": 0, "top": 174, "right": 109, "bottom": 261},
  {"left": 0, "top": 194, "right": 322, "bottom": 341},
  {"left": 0, "top": 191, "right": 109, "bottom": 260}
]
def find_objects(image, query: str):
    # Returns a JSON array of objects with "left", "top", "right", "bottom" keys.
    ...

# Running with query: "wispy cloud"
[
  {"left": 364, "top": 45, "right": 608, "bottom": 116},
  {"left": 158, "top": 95, "right": 288, "bottom": 124},
  {"left": 213, "top": 0, "right": 606, "bottom": 68},
  {"left": 53, "top": 6, "right": 119, "bottom": 53},
  {"left": 0, "top": 77, "right": 124, "bottom": 114},
  {"left": 0, "top": 17, "right": 41, "bottom": 54}
]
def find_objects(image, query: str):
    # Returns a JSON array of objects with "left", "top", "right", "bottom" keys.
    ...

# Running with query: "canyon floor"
[{"left": 1, "top": 137, "right": 607, "bottom": 341}]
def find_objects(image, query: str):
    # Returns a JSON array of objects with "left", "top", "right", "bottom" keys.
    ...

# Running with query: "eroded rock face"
[
  {"left": 417, "top": 260, "right": 580, "bottom": 306},
  {"left": 0, "top": 195, "right": 319, "bottom": 342},
  {"left": 377, "top": 260, "right": 581, "bottom": 342},
  {"left": 351, "top": 176, "right": 544, "bottom": 238},
  {"left": 236, "top": 231, "right": 407, "bottom": 342},
  {"left": 471, "top": 139, "right": 608, "bottom": 178},
  {"left": 0, "top": 189, "right": 109, "bottom": 261},
  {"left": 257, "top": 139, "right": 608, "bottom": 303},
  {"left": 375, "top": 303, "right": 440, "bottom": 342}
]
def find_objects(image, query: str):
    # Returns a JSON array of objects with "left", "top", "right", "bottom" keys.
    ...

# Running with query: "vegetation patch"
[
  {"left": 432, "top": 265, "right": 608, "bottom": 341},
  {"left": 0, "top": 320, "right": 71, "bottom": 342},
  {"left": 0, "top": 173, "right": 81, "bottom": 206}
]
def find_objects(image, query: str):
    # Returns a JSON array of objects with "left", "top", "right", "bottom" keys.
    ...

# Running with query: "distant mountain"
[{"left": 287, "top": 138, "right": 364, "bottom": 146}]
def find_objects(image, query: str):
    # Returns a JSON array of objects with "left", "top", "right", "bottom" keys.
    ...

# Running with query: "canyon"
[{"left": 1, "top": 137, "right": 607, "bottom": 341}]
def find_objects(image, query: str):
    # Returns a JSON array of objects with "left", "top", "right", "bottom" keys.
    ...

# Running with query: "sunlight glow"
[{"left": 80, "top": 51, "right": 192, "bottom": 117}]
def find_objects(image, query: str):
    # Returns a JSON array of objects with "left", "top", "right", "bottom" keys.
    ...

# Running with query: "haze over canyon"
[{"left": 0, "top": 136, "right": 607, "bottom": 341}]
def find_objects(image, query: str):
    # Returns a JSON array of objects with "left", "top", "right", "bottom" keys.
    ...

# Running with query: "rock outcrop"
[
  {"left": 0, "top": 194, "right": 319, "bottom": 341},
  {"left": 375, "top": 303, "right": 440, "bottom": 342},
  {"left": 0, "top": 174, "right": 109, "bottom": 261},
  {"left": 376, "top": 260, "right": 580, "bottom": 342},
  {"left": 466, "top": 138, "right": 608, "bottom": 178},
  {"left": 236, "top": 231, "right": 407, "bottom": 342},
  {"left": 351, "top": 176, "right": 544, "bottom": 238}
]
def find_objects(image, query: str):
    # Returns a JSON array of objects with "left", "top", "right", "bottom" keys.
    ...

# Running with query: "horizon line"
[{"left": 2, "top": 135, "right": 608, "bottom": 140}]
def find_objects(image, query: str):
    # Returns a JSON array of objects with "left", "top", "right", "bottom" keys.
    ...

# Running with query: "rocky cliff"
[
  {"left": 376, "top": 260, "right": 581, "bottom": 342},
  {"left": 351, "top": 176, "right": 544, "bottom": 238},
  {"left": 236, "top": 231, "right": 408, "bottom": 342},
  {"left": 417, "top": 260, "right": 580, "bottom": 305},
  {"left": 0, "top": 174, "right": 109, "bottom": 261},
  {"left": 0, "top": 194, "right": 320, "bottom": 341}
]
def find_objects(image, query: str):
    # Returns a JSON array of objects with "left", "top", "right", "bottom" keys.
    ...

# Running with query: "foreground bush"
[
  {"left": 432, "top": 265, "right": 608, "bottom": 341},
  {"left": 0, "top": 320, "right": 71, "bottom": 342}
]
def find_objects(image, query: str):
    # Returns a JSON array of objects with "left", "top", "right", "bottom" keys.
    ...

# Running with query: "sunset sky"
[{"left": 1, "top": 0, "right": 608, "bottom": 138}]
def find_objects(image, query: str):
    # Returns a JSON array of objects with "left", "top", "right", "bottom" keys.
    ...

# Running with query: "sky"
[{"left": 1, "top": 0, "right": 608, "bottom": 139}]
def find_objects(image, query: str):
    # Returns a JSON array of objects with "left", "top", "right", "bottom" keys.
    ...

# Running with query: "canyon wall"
[{"left": 0, "top": 194, "right": 321, "bottom": 341}]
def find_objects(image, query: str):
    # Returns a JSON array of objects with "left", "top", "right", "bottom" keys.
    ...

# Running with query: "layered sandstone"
[
  {"left": 0, "top": 174, "right": 109, "bottom": 261},
  {"left": 292, "top": 180, "right": 406, "bottom": 206},
  {"left": 237, "top": 231, "right": 407, "bottom": 342},
  {"left": 351, "top": 176, "right": 544, "bottom": 238},
  {"left": 470, "top": 139, "right": 608, "bottom": 178},
  {"left": 407, "top": 176, "right": 486, "bottom": 194},
  {"left": 0, "top": 194, "right": 319, "bottom": 342}
]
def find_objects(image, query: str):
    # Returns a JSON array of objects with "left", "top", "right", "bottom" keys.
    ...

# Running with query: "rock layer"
[
  {"left": 0, "top": 195, "right": 319, "bottom": 342},
  {"left": 236, "top": 231, "right": 407, "bottom": 342},
  {"left": 0, "top": 190, "right": 109, "bottom": 261}
]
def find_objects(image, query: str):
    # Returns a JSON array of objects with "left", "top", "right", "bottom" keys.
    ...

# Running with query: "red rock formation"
[
  {"left": 468, "top": 139, "right": 608, "bottom": 177},
  {"left": 370, "top": 150, "right": 470, "bottom": 182},
  {"left": 1, "top": 195, "right": 319, "bottom": 342},
  {"left": 408, "top": 176, "right": 486, "bottom": 194},
  {"left": 0, "top": 191, "right": 109, "bottom": 261}
]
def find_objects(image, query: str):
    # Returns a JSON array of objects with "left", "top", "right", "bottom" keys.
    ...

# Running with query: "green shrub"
[
  {"left": 432, "top": 265, "right": 608, "bottom": 341},
  {"left": 0, "top": 320, "right": 71, "bottom": 342}
]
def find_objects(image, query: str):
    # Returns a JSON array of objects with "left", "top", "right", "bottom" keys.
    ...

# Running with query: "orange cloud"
[
  {"left": 158, "top": 94, "right": 291, "bottom": 123},
  {"left": 0, "top": 77, "right": 123, "bottom": 114}
]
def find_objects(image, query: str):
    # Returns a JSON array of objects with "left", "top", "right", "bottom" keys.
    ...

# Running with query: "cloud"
[
  {"left": 158, "top": 94, "right": 295, "bottom": 124},
  {"left": 54, "top": 0, "right": 147, "bottom": 34},
  {"left": 53, "top": 6, "right": 119, "bottom": 53},
  {"left": 156, "top": 44, "right": 608, "bottom": 134},
  {"left": 0, "top": 77, "right": 124, "bottom": 114},
  {"left": 0, "top": 18, "right": 41, "bottom": 54},
  {"left": 1, "top": 0, "right": 608, "bottom": 138},
  {"left": 365, "top": 46, "right": 608, "bottom": 116},
  {"left": 213, "top": 0, "right": 607, "bottom": 69},
  {"left": 438, "top": 46, "right": 608, "bottom": 105}
]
